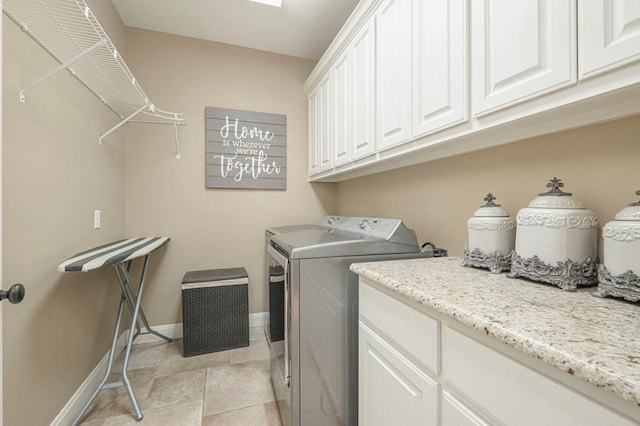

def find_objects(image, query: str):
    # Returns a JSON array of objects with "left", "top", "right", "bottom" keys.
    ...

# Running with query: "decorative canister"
[
  {"left": 462, "top": 193, "right": 515, "bottom": 273},
  {"left": 507, "top": 177, "right": 599, "bottom": 291},
  {"left": 593, "top": 189, "right": 640, "bottom": 302}
]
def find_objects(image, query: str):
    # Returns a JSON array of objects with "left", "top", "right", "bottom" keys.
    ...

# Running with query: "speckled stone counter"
[{"left": 350, "top": 256, "right": 640, "bottom": 407}]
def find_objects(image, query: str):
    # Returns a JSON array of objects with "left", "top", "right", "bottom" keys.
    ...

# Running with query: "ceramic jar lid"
[
  {"left": 526, "top": 177, "right": 586, "bottom": 209},
  {"left": 472, "top": 193, "right": 511, "bottom": 217},
  {"left": 613, "top": 190, "right": 640, "bottom": 221}
]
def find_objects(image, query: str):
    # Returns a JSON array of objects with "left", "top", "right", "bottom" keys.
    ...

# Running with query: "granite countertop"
[{"left": 350, "top": 256, "right": 640, "bottom": 407}]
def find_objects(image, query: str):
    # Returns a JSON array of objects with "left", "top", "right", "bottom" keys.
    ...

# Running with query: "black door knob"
[{"left": 0, "top": 283, "right": 25, "bottom": 304}]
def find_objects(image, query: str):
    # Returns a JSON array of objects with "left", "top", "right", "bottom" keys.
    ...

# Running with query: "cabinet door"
[
  {"left": 318, "top": 73, "right": 333, "bottom": 172},
  {"left": 351, "top": 20, "right": 376, "bottom": 161},
  {"left": 442, "top": 391, "right": 490, "bottom": 426},
  {"left": 442, "top": 326, "right": 638, "bottom": 426},
  {"left": 359, "top": 322, "right": 438, "bottom": 426},
  {"left": 308, "top": 88, "right": 320, "bottom": 176},
  {"left": 333, "top": 52, "right": 351, "bottom": 167},
  {"left": 471, "top": 0, "right": 577, "bottom": 116},
  {"left": 412, "top": 0, "right": 468, "bottom": 138},
  {"left": 579, "top": 0, "right": 640, "bottom": 79},
  {"left": 375, "top": 0, "right": 412, "bottom": 151}
]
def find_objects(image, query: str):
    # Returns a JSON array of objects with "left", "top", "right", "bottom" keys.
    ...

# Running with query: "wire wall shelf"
[{"left": 3, "top": 0, "right": 186, "bottom": 159}]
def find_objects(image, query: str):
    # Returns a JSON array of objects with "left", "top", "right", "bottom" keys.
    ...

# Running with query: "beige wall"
[
  {"left": 122, "top": 29, "right": 336, "bottom": 323},
  {"left": 2, "top": 1, "right": 126, "bottom": 424},
  {"left": 3, "top": 7, "right": 336, "bottom": 422},
  {"left": 337, "top": 115, "right": 640, "bottom": 260}
]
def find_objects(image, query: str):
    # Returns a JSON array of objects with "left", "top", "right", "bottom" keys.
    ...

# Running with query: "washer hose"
[{"left": 421, "top": 242, "right": 448, "bottom": 258}]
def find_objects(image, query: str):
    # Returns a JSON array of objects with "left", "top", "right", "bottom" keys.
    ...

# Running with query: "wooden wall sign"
[{"left": 205, "top": 107, "right": 287, "bottom": 190}]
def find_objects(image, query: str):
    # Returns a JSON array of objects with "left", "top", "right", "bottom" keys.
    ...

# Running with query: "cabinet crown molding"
[{"left": 303, "top": 0, "right": 383, "bottom": 91}]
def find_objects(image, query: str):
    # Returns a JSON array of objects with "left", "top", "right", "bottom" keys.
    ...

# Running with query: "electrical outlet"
[{"left": 94, "top": 210, "right": 101, "bottom": 229}]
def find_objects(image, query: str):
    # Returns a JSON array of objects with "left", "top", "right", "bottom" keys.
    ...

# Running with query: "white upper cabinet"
[
  {"left": 308, "top": 88, "right": 320, "bottom": 176},
  {"left": 305, "top": 0, "right": 640, "bottom": 181},
  {"left": 375, "top": 0, "right": 412, "bottom": 150},
  {"left": 412, "top": 0, "right": 468, "bottom": 138},
  {"left": 332, "top": 51, "right": 352, "bottom": 167},
  {"left": 579, "top": 0, "right": 640, "bottom": 79},
  {"left": 471, "top": 0, "right": 577, "bottom": 116},
  {"left": 351, "top": 20, "right": 376, "bottom": 161},
  {"left": 318, "top": 73, "right": 333, "bottom": 173}
]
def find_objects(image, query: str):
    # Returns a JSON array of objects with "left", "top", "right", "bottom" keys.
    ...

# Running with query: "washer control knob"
[{"left": 359, "top": 219, "right": 371, "bottom": 230}]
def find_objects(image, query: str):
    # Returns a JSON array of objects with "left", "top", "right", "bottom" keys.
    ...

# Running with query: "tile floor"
[{"left": 80, "top": 327, "right": 283, "bottom": 425}]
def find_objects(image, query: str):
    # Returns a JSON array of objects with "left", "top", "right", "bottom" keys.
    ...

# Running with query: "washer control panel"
[
  {"left": 319, "top": 216, "right": 347, "bottom": 227},
  {"left": 334, "top": 217, "right": 403, "bottom": 239}
]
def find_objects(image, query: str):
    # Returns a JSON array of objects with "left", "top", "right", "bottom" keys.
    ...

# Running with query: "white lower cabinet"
[
  {"left": 359, "top": 282, "right": 439, "bottom": 426},
  {"left": 358, "top": 278, "right": 640, "bottom": 426},
  {"left": 441, "top": 391, "right": 489, "bottom": 426},
  {"left": 359, "top": 322, "right": 438, "bottom": 426},
  {"left": 442, "top": 326, "right": 637, "bottom": 426}
]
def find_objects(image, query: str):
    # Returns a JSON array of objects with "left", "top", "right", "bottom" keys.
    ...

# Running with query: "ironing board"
[{"left": 58, "top": 237, "right": 172, "bottom": 423}]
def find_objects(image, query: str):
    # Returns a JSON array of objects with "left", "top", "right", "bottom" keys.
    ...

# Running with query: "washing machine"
[{"left": 265, "top": 217, "right": 446, "bottom": 426}]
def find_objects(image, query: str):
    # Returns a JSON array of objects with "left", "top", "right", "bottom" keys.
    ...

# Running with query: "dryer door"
[{"left": 267, "top": 244, "right": 292, "bottom": 425}]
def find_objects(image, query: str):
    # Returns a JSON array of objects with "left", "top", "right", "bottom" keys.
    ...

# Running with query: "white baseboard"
[
  {"left": 52, "top": 314, "right": 267, "bottom": 425},
  {"left": 127, "top": 323, "right": 184, "bottom": 344},
  {"left": 51, "top": 332, "right": 128, "bottom": 426},
  {"left": 249, "top": 311, "right": 268, "bottom": 328}
]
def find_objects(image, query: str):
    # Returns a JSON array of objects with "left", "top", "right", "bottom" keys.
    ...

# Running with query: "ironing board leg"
[
  {"left": 117, "top": 261, "right": 147, "bottom": 421},
  {"left": 114, "top": 263, "right": 142, "bottom": 338},
  {"left": 113, "top": 255, "right": 172, "bottom": 420},
  {"left": 125, "top": 261, "right": 143, "bottom": 337},
  {"left": 72, "top": 294, "right": 127, "bottom": 426},
  {"left": 74, "top": 255, "right": 173, "bottom": 423},
  {"left": 118, "top": 256, "right": 173, "bottom": 343}
]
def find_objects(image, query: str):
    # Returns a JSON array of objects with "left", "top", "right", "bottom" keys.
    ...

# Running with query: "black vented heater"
[{"left": 181, "top": 267, "right": 249, "bottom": 357}]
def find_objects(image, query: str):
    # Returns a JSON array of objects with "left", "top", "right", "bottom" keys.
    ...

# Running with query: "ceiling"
[{"left": 111, "top": 0, "right": 360, "bottom": 60}]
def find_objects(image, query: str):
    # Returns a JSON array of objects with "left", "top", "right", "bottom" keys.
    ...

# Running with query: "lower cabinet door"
[
  {"left": 358, "top": 321, "right": 438, "bottom": 426},
  {"left": 442, "top": 326, "right": 638, "bottom": 426},
  {"left": 442, "top": 391, "right": 489, "bottom": 426}
]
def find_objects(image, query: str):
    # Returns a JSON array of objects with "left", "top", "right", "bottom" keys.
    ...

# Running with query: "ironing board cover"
[{"left": 58, "top": 237, "right": 170, "bottom": 272}]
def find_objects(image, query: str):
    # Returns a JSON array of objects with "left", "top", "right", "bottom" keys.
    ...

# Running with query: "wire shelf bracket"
[
  {"left": 18, "top": 40, "right": 104, "bottom": 103},
  {"left": 3, "top": 0, "right": 186, "bottom": 159}
]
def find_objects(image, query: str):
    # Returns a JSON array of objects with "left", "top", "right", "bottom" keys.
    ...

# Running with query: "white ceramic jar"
[
  {"left": 508, "top": 177, "right": 599, "bottom": 290},
  {"left": 463, "top": 193, "right": 515, "bottom": 273},
  {"left": 602, "top": 192, "right": 640, "bottom": 276},
  {"left": 593, "top": 190, "right": 640, "bottom": 302}
]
